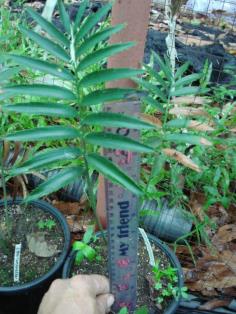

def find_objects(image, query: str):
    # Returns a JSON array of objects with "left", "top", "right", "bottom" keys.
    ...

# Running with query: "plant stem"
[
  {"left": 70, "top": 28, "right": 106, "bottom": 243},
  {"left": 0, "top": 141, "right": 11, "bottom": 239},
  {"left": 81, "top": 140, "right": 107, "bottom": 244},
  {"left": 1, "top": 150, "right": 7, "bottom": 210},
  {"left": 140, "top": 73, "right": 174, "bottom": 213},
  {"left": 144, "top": 154, "right": 159, "bottom": 196},
  {"left": 163, "top": 93, "right": 172, "bottom": 130}
]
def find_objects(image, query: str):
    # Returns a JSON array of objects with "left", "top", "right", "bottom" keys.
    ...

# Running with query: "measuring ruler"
[{"left": 104, "top": 100, "right": 140, "bottom": 313}]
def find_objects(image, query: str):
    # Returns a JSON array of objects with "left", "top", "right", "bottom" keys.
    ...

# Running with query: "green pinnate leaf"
[
  {"left": 79, "top": 68, "right": 143, "bottom": 88},
  {"left": 2, "top": 84, "right": 76, "bottom": 100},
  {"left": 5, "top": 126, "right": 80, "bottom": 142},
  {"left": 80, "top": 88, "right": 135, "bottom": 106},
  {"left": 3, "top": 102, "right": 78, "bottom": 118},
  {"left": 58, "top": 0, "right": 71, "bottom": 34},
  {"left": 6, "top": 55, "right": 73, "bottom": 81},
  {"left": 85, "top": 132, "right": 154, "bottom": 153},
  {"left": 86, "top": 153, "right": 143, "bottom": 196},
  {"left": 26, "top": 7, "right": 69, "bottom": 47},
  {"left": 19, "top": 26, "right": 70, "bottom": 62},
  {"left": 165, "top": 133, "right": 212, "bottom": 146},
  {"left": 9, "top": 147, "right": 81, "bottom": 176},
  {"left": 175, "top": 73, "right": 202, "bottom": 88},
  {"left": 77, "top": 43, "right": 135, "bottom": 71},
  {"left": 81, "top": 112, "right": 155, "bottom": 129},
  {"left": 24, "top": 167, "right": 84, "bottom": 202},
  {"left": 75, "top": 2, "right": 112, "bottom": 43},
  {"left": 76, "top": 24, "right": 124, "bottom": 58},
  {"left": 74, "top": 0, "right": 89, "bottom": 30},
  {"left": 0, "top": 67, "right": 21, "bottom": 83}
]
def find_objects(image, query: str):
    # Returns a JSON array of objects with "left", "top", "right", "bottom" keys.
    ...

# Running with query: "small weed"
[
  {"left": 152, "top": 262, "right": 188, "bottom": 305},
  {"left": 37, "top": 219, "right": 56, "bottom": 230},
  {"left": 117, "top": 262, "right": 187, "bottom": 312},
  {"left": 73, "top": 226, "right": 101, "bottom": 265},
  {"left": 118, "top": 306, "right": 148, "bottom": 314}
]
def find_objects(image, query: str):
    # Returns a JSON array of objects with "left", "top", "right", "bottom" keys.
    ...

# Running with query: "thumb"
[{"left": 96, "top": 294, "right": 114, "bottom": 314}]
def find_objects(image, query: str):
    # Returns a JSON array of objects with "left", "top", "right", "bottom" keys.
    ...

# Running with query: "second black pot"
[{"left": 62, "top": 232, "right": 184, "bottom": 314}]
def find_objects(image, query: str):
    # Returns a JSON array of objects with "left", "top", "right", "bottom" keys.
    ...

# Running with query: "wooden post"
[{"left": 96, "top": 0, "right": 151, "bottom": 228}]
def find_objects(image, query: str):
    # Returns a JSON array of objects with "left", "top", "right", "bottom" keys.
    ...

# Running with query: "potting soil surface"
[
  {"left": 70, "top": 237, "right": 178, "bottom": 314},
  {"left": 0, "top": 203, "right": 64, "bottom": 286}
]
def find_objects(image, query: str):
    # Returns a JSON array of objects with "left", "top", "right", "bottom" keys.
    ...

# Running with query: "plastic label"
[{"left": 14, "top": 243, "right": 22, "bottom": 282}]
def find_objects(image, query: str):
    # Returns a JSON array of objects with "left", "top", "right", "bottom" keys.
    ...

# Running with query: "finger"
[
  {"left": 96, "top": 294, "right": 115, "bottom": 314},
  {"left": 71, "top": 275, "right": 110, "bottom": 296},
  {"left": 38, "top": 279, "right": 69, "bottom": 314}
]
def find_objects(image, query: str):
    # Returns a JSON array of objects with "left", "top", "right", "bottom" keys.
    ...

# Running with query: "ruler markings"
[{"left": 104, "top": 101, "right": 140, "bottom": 313}]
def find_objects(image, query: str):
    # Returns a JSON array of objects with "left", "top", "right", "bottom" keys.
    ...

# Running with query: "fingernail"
[{"left": 107, "top": 295, "right": 115, "bottom": 308}]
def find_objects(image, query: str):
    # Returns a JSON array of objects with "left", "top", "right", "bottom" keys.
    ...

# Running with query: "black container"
[
  {"left": 0, "top": 199, "right": 71, "bottom": 314},
  {"left": 140, "top": 199, "right": 193, "bottom": 242},
  {"left": 62, "top": 232, "right": 184, "bottom": 314}
]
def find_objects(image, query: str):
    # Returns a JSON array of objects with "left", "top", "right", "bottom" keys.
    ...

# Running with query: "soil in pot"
[
  {"left": 0, "top": 202, "right": 64, "bottom": 287},
  {"left": 68, "top": 237, "right": 181, "bottom": 314}
]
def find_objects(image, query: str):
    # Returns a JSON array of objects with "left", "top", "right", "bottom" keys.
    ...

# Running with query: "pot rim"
[
  {"left": 0, "top": 198, "right": 71, "bottom": 294},
  {"left": 62, "top": 231, "right": 184, "bottom": 314}
]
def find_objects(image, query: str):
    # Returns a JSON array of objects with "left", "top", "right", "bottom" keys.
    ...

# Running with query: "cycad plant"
[
  {"left": 0, "top": 0, "right": 155, "bottom": 231},
  {"left": 136, "top": 53, "right": 214, "bottom": 203}
]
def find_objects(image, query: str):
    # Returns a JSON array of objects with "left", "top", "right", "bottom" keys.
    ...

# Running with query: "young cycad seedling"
[
  {"left": 137, "top": 53, "right": 212, "bottom": 156},
  {"left": 72, "top": 225, "right": 100, "bottom": 265},
  {"left": 136, "top": 54, "right": 213, "bottom": 206},
  {"left": 1, "top": 0, "right": 155, "bottom": 221}
]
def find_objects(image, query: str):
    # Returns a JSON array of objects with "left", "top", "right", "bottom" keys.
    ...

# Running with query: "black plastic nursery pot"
[
  {"left": 62, "top": 232, "right": 184, "bottom": 314},
  {"left": 0, "top": 199, "right": 71, "bottom": 314}
]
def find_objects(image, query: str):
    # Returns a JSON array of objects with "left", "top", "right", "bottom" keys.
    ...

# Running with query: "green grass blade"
[
  {"left": 7, "top": 54, "right": 73, "bottom": 81},
  {"left": 76, "top": 24, "right": 124, "bottom": 58},
  {"left": 26, "top": 7, "right": 70, "bottom": 47},
  {"left": 86, "top": 153, "right": 143, "bottom": 196},
  {"left": 79, "top": 68, "right": 144, "bottom": 87},
  {"left": 75, "top": 2, "right": 112, "bottom": 43},
  {"left": 25, "top": 167, "right": 84, "bottom": 202},
  {"left": 82, "top": 112, "right": 155, "bottom": 129},
  {"left": 85, "top": 132, "right": 154, "bottom": 153},
  {"left": 10, "top": 147, "right": 82, "bottom": 176},
  {"left": 19, "top": 26, "right": 70, "bottom": 62},
  {"left": 3, "top": 102, "right": 78, "bottom": 118},
  {"left": 5, "top": 126, "right": 80, "bottom": 142},
  {"left": 3, "top": 84, "right": 76, "bottom": 100},
  {"left": 80, "top": 88, "right": 134, "bottom": 106},
  {"left": 77, "top": 42, "right": 134, "bottom": 71}
]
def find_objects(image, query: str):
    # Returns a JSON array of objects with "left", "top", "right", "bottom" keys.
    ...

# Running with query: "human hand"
[{"left": 38, "top": 275, "right": 114, "bottom": 314}]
